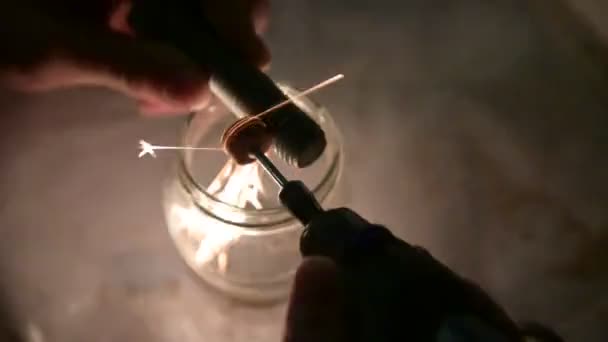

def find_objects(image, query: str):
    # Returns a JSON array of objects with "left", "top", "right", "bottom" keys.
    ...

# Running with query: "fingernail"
[
  {"left": 108, "top": 1, "right": 135, "bottom": 36},
  {"left": 260, "top": 60, "right": 271, "bottom": 72},
  {"left": 164, "top": 72, "right": 211, "bottom": 109},
  {"left": 138, "top": 100, "right": 190, "bottom": 117}
]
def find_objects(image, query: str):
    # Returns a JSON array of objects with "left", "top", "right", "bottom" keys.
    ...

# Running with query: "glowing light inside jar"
[
  {"left": 170, "top": 159, "right": 266, "bottom": 274},
  {"left": 206, "top": 160, "right": 266, "bottom": 210}
]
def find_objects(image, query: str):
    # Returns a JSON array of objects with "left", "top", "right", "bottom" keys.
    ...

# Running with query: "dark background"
[{"left": 0, "top": 0, "right": 607, "bottom": 341}]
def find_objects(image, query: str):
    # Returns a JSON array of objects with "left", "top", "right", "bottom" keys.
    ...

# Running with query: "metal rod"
[{"left": 253, "top": 152, "right": 288, "bottom": 188}]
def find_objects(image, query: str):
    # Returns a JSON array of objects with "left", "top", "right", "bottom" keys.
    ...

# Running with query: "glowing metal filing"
[{"left": 171, "top": 160, "right": 266, "bottom": 274}]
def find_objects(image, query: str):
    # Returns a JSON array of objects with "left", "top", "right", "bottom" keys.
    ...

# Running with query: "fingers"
[
  {"left": 283, "top": 257, "right": 345, "bottom": 342},
  {"left": 1, "top": 0, "right": 269, "bottom": 116},
  {"left": 202, "top": 0, "right": 271, "bottom": 69},
  {"left": 62, "top": 29, "right": 212, "bottom": 115}
]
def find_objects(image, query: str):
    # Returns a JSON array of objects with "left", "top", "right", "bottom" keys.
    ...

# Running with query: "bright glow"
[
  {"left": 138, "top": 140, "right": 156, "bottom": 158},
  {"left": 207, "top": 160, "right": 266, "bottom": 209},
  {"left": 171, "top": 159, "right": 266, "bottom": 274}
]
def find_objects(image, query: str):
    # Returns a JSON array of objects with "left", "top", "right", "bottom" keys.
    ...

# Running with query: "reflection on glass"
[{"left": 163, "top": 85, "right": 344, "bottom": 302}]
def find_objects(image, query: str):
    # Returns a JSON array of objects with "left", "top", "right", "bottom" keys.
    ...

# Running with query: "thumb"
[
  {"left": 283, "top": 257, "right": 345, "bottom": 342},
  {"left": 50, "top": 28, "right": 210, "bottom": 115}
]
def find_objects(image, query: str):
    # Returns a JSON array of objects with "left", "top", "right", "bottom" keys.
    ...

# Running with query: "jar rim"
[{"left": 176, "top": 86, "right": 343, "bottom": 229}]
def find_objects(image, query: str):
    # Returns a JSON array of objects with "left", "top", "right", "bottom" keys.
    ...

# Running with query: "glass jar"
[{"left": 162, "top": 85, "right": 344, "bottom": 303}]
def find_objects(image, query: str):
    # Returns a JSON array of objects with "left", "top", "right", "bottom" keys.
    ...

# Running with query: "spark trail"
[
  {"left": 138, "top": 140, "right": 222, "bottom": 158},
  {"left": 138, "top": 73, "right": 344, "bottom": 159}
]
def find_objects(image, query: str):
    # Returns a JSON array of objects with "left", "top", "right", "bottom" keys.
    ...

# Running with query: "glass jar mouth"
[{"left": 176, "top": 86, "right": 343, "bottom": 229}]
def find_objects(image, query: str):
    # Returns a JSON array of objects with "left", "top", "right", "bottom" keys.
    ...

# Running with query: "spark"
[
  {"left": 138, "top": 140, "right": 222, "bottom": 158},
  {"left": 254, "top": 74, "right": 344, "bottom": 119},
  {"left": 138, "top": 73, "right": 345, "bottom": 159}
]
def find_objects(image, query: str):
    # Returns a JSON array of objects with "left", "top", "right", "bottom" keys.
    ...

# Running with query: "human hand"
[
  {"left": 282, "top": 257, "right": 345, "bottom": 342},
  {"left": 282, "top": 258, "right": 524, "bottom": 342},
  {"left": 282, "top": 208, "right": 526, "bottom": 342},
  {"left": 283, "top": 259, "right": 563, "bottom": 342},
  {"left": 0, "top": 0, "right": 269, "bottom": 115}
]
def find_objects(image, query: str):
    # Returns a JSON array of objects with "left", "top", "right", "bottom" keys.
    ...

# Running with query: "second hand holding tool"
[
  {"left": 128, "top": 0, "right": 326, "bottom": 168},
  {"left": 251, "top": 152, "right": 523, "bottom": 342}
]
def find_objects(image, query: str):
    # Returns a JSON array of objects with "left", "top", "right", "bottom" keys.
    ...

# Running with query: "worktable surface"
[{"left": 1, "top": 1, "right": 607, "bottom": 341}]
